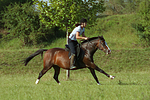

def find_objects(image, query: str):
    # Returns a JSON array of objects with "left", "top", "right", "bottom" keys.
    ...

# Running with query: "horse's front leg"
[
  {"left": 87, "top": 62, "right": 115, "bottom": 79},
  {"left": 88, "top": 67, "right": 100, "bottom": 85}
]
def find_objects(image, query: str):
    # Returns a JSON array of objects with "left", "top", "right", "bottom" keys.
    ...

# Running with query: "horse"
[{"left": 24, "top": 36, "right": 115, "bottom": 85}]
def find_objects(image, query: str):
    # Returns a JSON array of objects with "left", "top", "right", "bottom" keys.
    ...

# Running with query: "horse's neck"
[{"left": 81, "top": 42, "right": 98, "bottom": 55}]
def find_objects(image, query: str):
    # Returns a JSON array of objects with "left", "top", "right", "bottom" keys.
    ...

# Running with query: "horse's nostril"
[{"left": 108, "top": 50, "right": 111, "bottom": 54}]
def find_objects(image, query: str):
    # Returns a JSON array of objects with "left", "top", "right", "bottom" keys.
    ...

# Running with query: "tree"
[
  {"left": 2, "top": 2, "right": 53, "bottom": 45},
  {"left": 34, "top": 0, "right": 105, "bottom": 41},
  {"left": 0, "top": 0, "right": 33, "bottom": 28}
]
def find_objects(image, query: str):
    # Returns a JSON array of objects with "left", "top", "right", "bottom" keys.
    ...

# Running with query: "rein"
[{"left": 80, "top": 38, "right": 102, "bottom": 50}]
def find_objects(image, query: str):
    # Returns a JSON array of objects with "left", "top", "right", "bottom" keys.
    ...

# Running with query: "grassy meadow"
[{"left": 0, "top": 14, "right": 150, "bottom": 100}]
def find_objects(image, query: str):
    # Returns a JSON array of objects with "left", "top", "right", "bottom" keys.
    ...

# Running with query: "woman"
[{"left": 68, "top": 18, "right": 89, "bottom": 69}]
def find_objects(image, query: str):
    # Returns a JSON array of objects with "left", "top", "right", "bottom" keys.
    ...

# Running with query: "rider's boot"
[{"left": 70, "top": 54, "right": 76, "bottom": 69}]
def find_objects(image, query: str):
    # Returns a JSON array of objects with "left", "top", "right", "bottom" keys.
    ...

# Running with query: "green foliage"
[
  {"left": 0, "top": 0, "right": 32, "bottom": 11},
  {"left": 0, "top": 14, "right": 145, "bottom": 49},
  {"left": 34, "top": 0, "right": 105, "bottom": 32},
  {"left": 2, "top": 2, "right": 39, "bottom": 45},
  {"left": 1, "top": 2, "right": 62, "bottom": 45},
  {"left": 0, "top": 0, "right": 33, "bottom": 28},
  {"left": 135, "top": 0, "right": 150, "bottom": 45}
]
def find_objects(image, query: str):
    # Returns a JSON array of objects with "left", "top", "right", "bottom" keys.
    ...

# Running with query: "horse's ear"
[
  {"left": 98, "top": 35, "right": 103, "bottom": 39},
  {"left": 98, "top": 35, "right": 105, "bottom": 41}
]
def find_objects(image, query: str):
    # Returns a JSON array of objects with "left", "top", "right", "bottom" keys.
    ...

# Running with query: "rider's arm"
[{"left": 76, "top": 32, "right": 88, "bottom": 40}]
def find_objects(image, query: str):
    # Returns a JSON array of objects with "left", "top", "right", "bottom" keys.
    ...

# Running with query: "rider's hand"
[{"left": 85, "top": 37, "right": 89, "bottom": 40}]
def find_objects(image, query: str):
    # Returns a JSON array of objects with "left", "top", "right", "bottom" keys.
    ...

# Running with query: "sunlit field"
[
  {"left": 0, "top": 14, "right": 150, "bottom": 100},
  {"left": 0, "top": 49, "right": 149, "bottom": 100},
  {"left": 0, "top": 70, "right": 150, "bottom": 100}
]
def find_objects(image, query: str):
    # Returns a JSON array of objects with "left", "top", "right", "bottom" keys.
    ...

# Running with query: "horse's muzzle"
[
  {"left": 106, "top": 49, "right": 111, "bottom": 55},
  {"left": 108, "top": 50, "right": 111, "bottom": 54}
]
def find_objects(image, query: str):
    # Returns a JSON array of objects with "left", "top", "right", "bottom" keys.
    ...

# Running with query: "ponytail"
[{"left": 75, "top": 23, "right": 81, "bottom": 27}]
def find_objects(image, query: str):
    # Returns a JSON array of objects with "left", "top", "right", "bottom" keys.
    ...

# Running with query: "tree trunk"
[{"left": 66, "top": 26, "right": 70, "bottom": 79}]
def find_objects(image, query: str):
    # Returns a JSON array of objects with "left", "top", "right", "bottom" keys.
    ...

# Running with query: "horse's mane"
[{"left": 81, "top": 36, "right": 105, "bottom": 44}]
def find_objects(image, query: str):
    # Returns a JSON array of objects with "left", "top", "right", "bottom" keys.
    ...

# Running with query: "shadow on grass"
[{"left": 118, "top": 80, "right": 142, "bottom": 85}]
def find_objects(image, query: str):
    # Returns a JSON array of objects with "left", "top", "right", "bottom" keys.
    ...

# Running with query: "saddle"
[{"left": 65, "top": 44, "right": 83, "bottom": 60}]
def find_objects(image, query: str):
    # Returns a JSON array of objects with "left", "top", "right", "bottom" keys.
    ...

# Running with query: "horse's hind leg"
[
  {"left": 35, "top": 65, "right": 52, "bottom": 84},
  {"left": 53, "top": 65, "right": 61, "bottom": 85}
]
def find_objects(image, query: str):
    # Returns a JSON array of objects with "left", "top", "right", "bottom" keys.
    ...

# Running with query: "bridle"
[
  {"left": 97, "top": 37, "right": 108, "bottom": 50},
  {"left": 81, "top": 37, "right": 106, "bottom": 50},
  {"left": 80, "top": 36, "right": 110, "bottom": 54}
]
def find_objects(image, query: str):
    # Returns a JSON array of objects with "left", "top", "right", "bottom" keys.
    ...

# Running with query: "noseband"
[{"left": 98, "top": 38, "right": 107, "bottom": 50}]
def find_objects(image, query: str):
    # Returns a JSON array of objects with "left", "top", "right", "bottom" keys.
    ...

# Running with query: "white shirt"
[{"left": 69, "top": 25, "right": 85, "bottom": 41}]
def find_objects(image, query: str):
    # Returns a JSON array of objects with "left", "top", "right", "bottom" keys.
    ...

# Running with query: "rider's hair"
[
  {"left": 80, "top": 18, "right": 87, "bottom": 23},
  {"left": 75, "top": 18, "right": 87, "bottom": 27}
]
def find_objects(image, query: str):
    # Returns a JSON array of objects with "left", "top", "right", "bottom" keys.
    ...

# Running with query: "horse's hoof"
[
  {"left": 110, "top": 75, "right": 115, "bottom": 79},
  {"left": 97, "top": 83, "right": 101, "bottom": 85},
  {"left": 35, "top": 79, "right": 40, "bottom": 84}
]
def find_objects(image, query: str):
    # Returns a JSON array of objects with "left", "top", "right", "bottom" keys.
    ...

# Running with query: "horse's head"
[
  {"left": 97, "top": 36, "right": 111, "bottom": 55},
  {"left": 81, "top": 36, "right": 111, "bottom": 55}
]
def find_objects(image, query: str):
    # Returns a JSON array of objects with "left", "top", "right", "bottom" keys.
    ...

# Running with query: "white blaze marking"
[{"left": 105, "top": 41, "right": 111, "bottom": 51}]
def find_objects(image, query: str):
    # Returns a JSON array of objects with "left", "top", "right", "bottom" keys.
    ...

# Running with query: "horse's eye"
[{"left": 102, "top": 41, "right": 105, "bottom": 45}]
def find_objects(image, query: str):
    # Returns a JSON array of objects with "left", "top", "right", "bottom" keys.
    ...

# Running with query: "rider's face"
[{"left": 82, "top": 22, "right": 87, "bottom": 28}]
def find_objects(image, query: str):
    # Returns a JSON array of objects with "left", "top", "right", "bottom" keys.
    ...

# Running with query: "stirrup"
[{"left": 70, "top": 65, "right": 76, "bottom": 69}]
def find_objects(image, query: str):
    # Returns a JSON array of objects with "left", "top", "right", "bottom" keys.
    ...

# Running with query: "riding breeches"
[{"left": 68, "top": 39, "right": 78, "bottom": 55}]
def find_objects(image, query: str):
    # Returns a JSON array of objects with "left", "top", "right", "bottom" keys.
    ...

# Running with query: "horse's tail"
[{"left": 24, "top": 49, "right": 48, "bottom": 66}]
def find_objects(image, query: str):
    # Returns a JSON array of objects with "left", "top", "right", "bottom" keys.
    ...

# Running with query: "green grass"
[
  {"left": 0, "top": 49, "right": 149, "bottom": 74},
  {"left": 0, "top": 14, "right": 150, "bottom": 100},
  {"left": 86, "top": 14, "right": 142, "bottom": 49},
  {"left": 94, "top": 49, "right": 150, "bottom": 73},
  {"left": 0, "top": 72, "right": 149, "bottom": 100},
  {"left": 0, "top": 48, "right": 150, "bottom": 100}
]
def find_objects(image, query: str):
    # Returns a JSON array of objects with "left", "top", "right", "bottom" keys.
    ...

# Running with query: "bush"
[
  {"left": 136, "top": 0, "right": 150, "bottom": 45},
  {"left": 0, "top": 0, "right": 33, "bottom": 28},
  {"left": 1, "top": 2, "right": 60, "bottom": 45}
]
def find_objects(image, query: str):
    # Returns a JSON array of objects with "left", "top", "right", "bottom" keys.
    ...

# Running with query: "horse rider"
[{"left": 68, "top": 18, "right": 89, "bottom": 69}]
